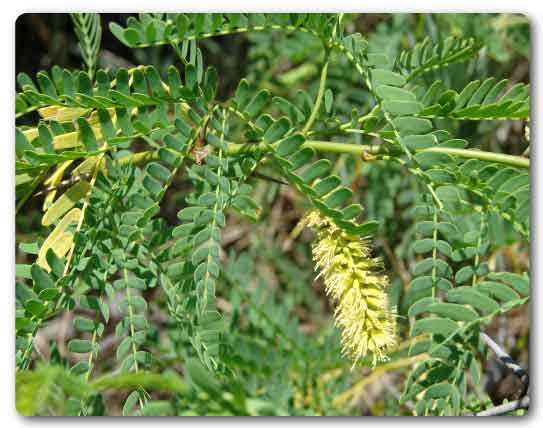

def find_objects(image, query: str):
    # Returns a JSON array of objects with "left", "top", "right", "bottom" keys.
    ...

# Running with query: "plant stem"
[
  {"left": 224, "top": 140, "right": 382, "bottom": 157},
  {"left": 302, "top": 53, "right": 330, "bottom": 135},
  {"left": 225, "top": 140, "right": 529, "bottom": 169},
  {"left": 115, "top": 138, "right": 530, "bottom": 172},
  {"left": 423, "top": 147, "right": 529, "bottom": 169},
  {"left": 303, "top": 140, "right": 381, "bottom": 156},
  {"left": 133, "top": 24, "right": 321, "bottom": 49}
]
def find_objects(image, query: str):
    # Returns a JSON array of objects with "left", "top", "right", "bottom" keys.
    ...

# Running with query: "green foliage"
[
  {"left": 398, "top": 36, "right": 483, "bottom": 81},
  {"left": 15, "top": 13, "right": 529, "bottom": 416},
  {"left": 71, "top": 13, "right": 102, "bottom": 79},
  {"left": 417, "top": 78, "right": 529, "bottom": 120},
  {"left": 403, "top": 191, "right": 529, "bottom": 415}
]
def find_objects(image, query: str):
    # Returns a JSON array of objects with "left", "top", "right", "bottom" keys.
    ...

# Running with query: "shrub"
[{"left": 15, "top": 13, "right": 530, "bottom": 416}]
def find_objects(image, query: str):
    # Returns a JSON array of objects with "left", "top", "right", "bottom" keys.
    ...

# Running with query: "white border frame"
[{"left": 2, "top": 2, "right": 541, "bottom": 426}]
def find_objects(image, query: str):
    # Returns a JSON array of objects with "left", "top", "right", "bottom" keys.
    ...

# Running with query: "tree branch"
[
  {"left": 468, "top": 396, "right": 530, "bottom": 416},
  {"left": 480, "top": 332, "right": 529, "bottom": 393},
  {"left": 465, "top": 332, "right": 530, "bottom": 416}
]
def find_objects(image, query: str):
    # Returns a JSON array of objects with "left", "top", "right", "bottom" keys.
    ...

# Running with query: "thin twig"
[
  {"left": 33, "top": 173, "right": 92, "bottom": 196},
  {"left": 468, "top": 396, "right": 530, "bottom": 416},
  {"left": 480, "top": 332, "right": 529, "bottom": 393},
  {"left": 465, "top": 332, "right": 530, "bottom": 416}
]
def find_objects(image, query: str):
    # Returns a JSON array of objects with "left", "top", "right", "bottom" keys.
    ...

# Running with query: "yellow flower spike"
[{"left": 304, "top": 211, "right": 396, "bottom": 366}]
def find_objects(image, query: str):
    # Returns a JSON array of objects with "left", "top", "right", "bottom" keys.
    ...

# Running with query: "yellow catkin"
[{"left": 304, "top": 211, "right": 396, "bottom": 366}]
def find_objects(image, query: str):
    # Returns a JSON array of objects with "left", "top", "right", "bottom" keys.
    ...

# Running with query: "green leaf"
[
  {"left": 455, "top": 80, "right": 481, "bottom": 109},
  {"left": 25, "top": 299, "right": 47, "bottom": 317},
  {"left": 175, "top": 14, "right": 189, "bottom": 39},
  {"left": 403, "top": 134, "right": 436, "bottom": 150},
  {"left": 31, "top": 265, "right": 55, "bottom": 291},
  {"left": 37, "top": 72, "right": 57, "bottom": 98},
  {"left": 375, "top": 85, "right": 416, "bottom": 101},
  {"left": 264, "top": 118, "right": 291, "bottom": 143},
  {"left": 412, "top": 318, "right": 458, "bottom": 337},
  {"left": 424, "top": 383, "right": 460, "bottom": 414},
  {"left": 16, "top": 264, "right": 32, "bottom": 279},
  {"left": 408, "top": 297, "right": 436, "bottom": 318},
  {"left": 276, "top": 134, "right": 305, "bottom": 157},
  {"left": 393, "top": 117, "right": 433, "bottom": 135},
  {"left": 325, "top": 188, "right": 352, "bottom": 208},
  {"left": 183, "top": 64, "right": 196, "bottom": 90},
  {"left": 477, "top": 281, "right": 520, "bottom": 302},
  {"left": 73, "top": 316, "right": 95, "bottom": 332},
  {"left": 367, "top": 53, "right": 389, "bottom": 67},
  {"left": 383, "top": 100, "right": 423, "bottom": 116},
  {"left": 185, "top": 358, "right": 221, "bottom": 396},
  {"left": 42, "top": 181, "right": 91, "bottom": 226},
  {"left": 372, "top": 69, "right": 406, "bottom": 86},
  {"left": 143, "top": 175, "right": 163, "bottom": 195},
  {"left": 447, "top": 287, "right": 500, "bottom": 314},
  {"left": 413, "top": 258, "right": 452, "bottom": 278},
  {"left": 127, "top": 277, "right": 147, "bottom": 290},
  {"left": 16, "top": 129, "right": 34, "bottom": 159},
  {"left": 146, "top": 162, "right": 171, "bottom": 182},
  {"left": 455, "top": 266, "right": 474, "bottom": 284},
  {"left": 177, "top": 206, "right": 203, "bottom": 221},
  {"left": 300, "top": 159, "right": 331, "bottom": 183},
  {"left": 467, "top": 78, "right": 496, "bottom": 106},
  {"left": 38, "top": 125, "right": 54, "bottom": 153},
  {"left": 411, "top": 239, "right": 434, "bottom": 254},
  {"left": 17, "top": 72, "right": 37, "bottom": 92},
  {"left": 350, "top": 220, "right": 379, "bottom": 236},
  {"left": 425, "top": 169, "right": 456, "bottom": 184},
  {"left": 245, "top": 90, "right": 270, "bottom": 118},
  {"left": 234, "top": 79, "right": 250, "bottom": 110},
  {"left": 324, "top": 89, "right": 333, "bottom": 113},
  {"left": 312, "top": 176, "right": 341, "bottom": 197},
  {"left": 116, "top": 337, "right": 132, "bottom": 361},
  {"left": 487, "top": 272, "right": 529, "bottom": 297},
  {"left": 427, "top": 303, "right": 479, "bottom": 322},
  {"left": 68, "top": 339, "right": 93, "bottom": 354},
  {"left": 233, "top": 194, "right": 259, "bottom": 213},
  {"left": 290, "top": 145, "right": 315, "bottom": 168},
  {"left": 122, "top": 390, "right": 141, "bottom": 416},
  {"left": 164, "top": 134, "right": 188, "bottom": 152},
  {"left": 123, "top": 28, "right": 141, "bottom": 46}
]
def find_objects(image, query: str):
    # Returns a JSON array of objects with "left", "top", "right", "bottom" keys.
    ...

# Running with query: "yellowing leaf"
[
  {"left": 42, "top": 181, "right": 91, "bottom": 226},
  {"left": 37, "top": 105, "right": 59, "bottom": 119},
  {"left": 22, "top": 127, "right": 39, "bottom": 142},
  {"left": 37, "top": 208, "right": 81, "bottom": 270},
  {"left": 23, "top": 124, "right": 103, "bottom": 150},
  {"left": 54, "top": 131, "right": 89, "bottom": 150},
  {"left": 38, "top": 106, "right": 90, "bottom": 122},
  {"left": 23, "top": 108, "right": 125, "bottom": 152},
  {"left": 43, "top": 160, "right": 74, "bottom": 211},
  {"left": 71, "top": 156, "right": 101, "bottom": 177}
]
